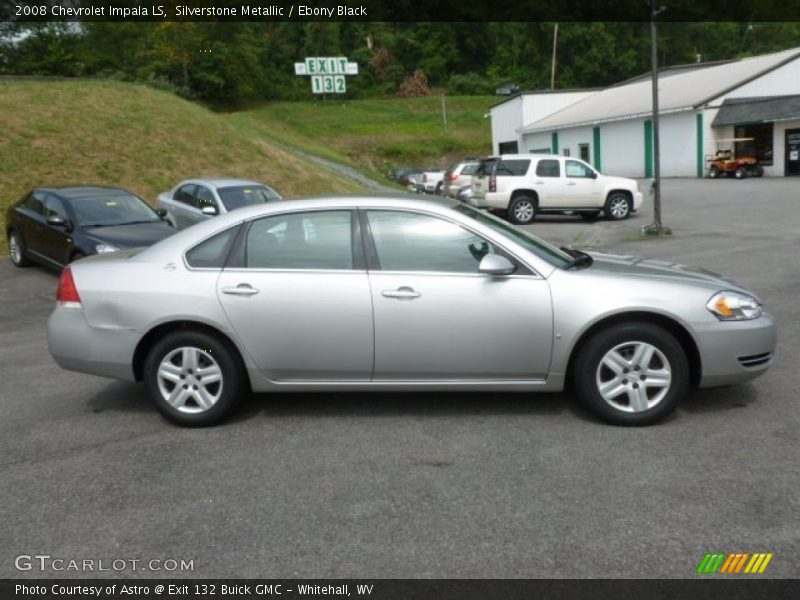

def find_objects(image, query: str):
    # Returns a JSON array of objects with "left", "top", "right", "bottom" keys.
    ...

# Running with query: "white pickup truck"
[
  {"left": 412, "top": 168, "right": 446, "bottom": 195},
  {"left": 471, "top": 154, "right": 643, "bottom": 224}
]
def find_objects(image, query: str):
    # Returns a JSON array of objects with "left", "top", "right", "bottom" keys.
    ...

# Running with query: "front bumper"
[
  {"left": 47, "top": 303, "right": 139, "bottom": 382},
  {"left": 632, "top": 190, "right": 644, "bottom": 211},
  {"left": 694, "top": 313, "right": 777, "bottom": 388}
]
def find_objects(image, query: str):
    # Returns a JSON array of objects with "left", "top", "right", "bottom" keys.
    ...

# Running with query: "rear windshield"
[
  {"left": 475, "top": 159, "right": 498, "bottom": 177},
  {"left": 218, "top": 185, "right": 281, "bottom": 211},
  {"left": 460, "top": 163, "right": 479, "bottom": 175}
]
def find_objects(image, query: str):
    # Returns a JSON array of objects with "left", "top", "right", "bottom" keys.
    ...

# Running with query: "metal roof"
[
  {"left": 711, "top": 95, "right": 800, "bottom": 127},
  {"left": 521, "top": 48, "right": 800, "bottom": 133},
  {"left": 489, "top": 87, "right": 603, "bottom": 109}
]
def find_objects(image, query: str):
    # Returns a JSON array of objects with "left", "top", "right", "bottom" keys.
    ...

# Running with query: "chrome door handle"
[
  {"left": 534, "top": 180, "right": 544, "bottom": 185},
  {"left": 222, "top": 284, "right": 259, "bottom": 296},
  {"left": 566, "top": 181, "right": 577, "bottom": 186},
  {"left": 382, "top": 287, "right": 421, "bottom": 299}
]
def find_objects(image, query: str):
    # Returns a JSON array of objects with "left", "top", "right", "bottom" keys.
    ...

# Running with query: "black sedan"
[{"left": 5, "top": 186, "right": 176, "bottom": 269}]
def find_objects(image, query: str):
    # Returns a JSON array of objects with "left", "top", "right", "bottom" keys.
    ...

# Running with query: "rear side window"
[
  {"left": 185, "top": 225, "right": 239, "bottom": 269},
  {"left": 535, "top": 159, "right": 560, "bottom": 178},
  {"left": 245, "top": 211, "right": 353, "bottom": 270},
  {"left": 460, "top": 163, "right": 479, "bottom": 175},
  {"left": 497, "top": 160, "right": 530, "bottom": 176},
  {"left": 475, "top": 159, "right": 498, "bottom": 177}
]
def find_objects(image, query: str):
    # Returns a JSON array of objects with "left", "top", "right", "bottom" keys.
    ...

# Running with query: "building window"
[
  {"left": 734, "top": 123, "right": 773, "bottom": 166},
  {"left": 562, "top": 148, "right": 570, "bottom": 157},
  {"left": 498, "top": 141, "right": 519, "bottom": 155},
  {"left": 579, "top": 143, "right": 590, "bottom": 162}
]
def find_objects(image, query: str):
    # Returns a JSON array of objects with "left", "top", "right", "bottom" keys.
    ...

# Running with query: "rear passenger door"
[
  {"left": 531, "top": 158, "right": 565, "bottom": 208},
  {"left": 14, "top": 192, "right": 47, "bottom": 257},
  {"left": 216, "top": 209, "right": 374, "bottom": 382}
]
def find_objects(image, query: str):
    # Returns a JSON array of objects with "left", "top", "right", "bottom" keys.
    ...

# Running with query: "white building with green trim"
[{"left": 490, "top": 47, "right": 800, "bottom": 178}]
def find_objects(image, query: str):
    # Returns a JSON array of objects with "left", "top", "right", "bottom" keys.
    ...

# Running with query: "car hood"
[
  {"left": 586, "top": 251, "right": 755, "bottom": 296},
  {"left": 599, "top": 175, "right": 638, "bottom": 189},
  {"left": 82, "top": 222, "right": 175, "bottom": 249}
]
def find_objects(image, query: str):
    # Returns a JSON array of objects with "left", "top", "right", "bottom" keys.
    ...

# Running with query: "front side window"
[
  {"left": 535, "top": 159, "right": 560, "bottom": 178},
  {"left": 246, "top": 210, "right": 353, "bottom": 270},
  {"left": 367, "top": 210, "right": 499, "bottom": 274},
  {"left": 174, "top": 185, "right": 196, "bottom": 206},
  {"left": 24, "top": 192, "right": 45, "bottom": 215},
  {"left": 565, "top": 160, "right": 595, "bottom": 178},
  {"left": 42, "top": 195, "right": 68, "bottom": 219}
]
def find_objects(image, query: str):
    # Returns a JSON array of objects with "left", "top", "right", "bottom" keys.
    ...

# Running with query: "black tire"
[
  {"left": 604, "top": 192, "right": 632, "bottom": 220},
  {"left": 435, "top": 182, "right": 443, "bottom": 196},
  {"left": 143, "top": 330, "right": 245, "bottom": 427},
  {"left": 572, "top": 322, "right": 689, "bottom": 426},
  {"left": 734, "top": 167, "right": 747, "bottom": 179},
  {"left": 8, "top": 230, "right": 32, "bottom": 267},
  {"left": 508, "top": 195, "right": 536, "bottom": 224},
  {"left": 708, "top": 166, "right": 719, "bottom": 179},
  {"left": 580, "top": 211, "right": 601, "bottom": 221},
  {"left": 751, "top": 165, "right": 764, "bottom": 178}
]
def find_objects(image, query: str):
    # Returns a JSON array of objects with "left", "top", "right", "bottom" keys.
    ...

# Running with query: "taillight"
[
  {"left": 448, "top": 174, "right": 458, "bottom": 181},
  {"left": 489, "top": 174, "right": 497, "bottom": 193},
  {"left": 56, "top": 265, "right": 81, "bottom": 304}
]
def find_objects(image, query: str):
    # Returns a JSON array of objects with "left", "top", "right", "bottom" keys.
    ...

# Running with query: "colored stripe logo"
[{"left": 697, "top": 552, "right": 773, "bottom": 574}]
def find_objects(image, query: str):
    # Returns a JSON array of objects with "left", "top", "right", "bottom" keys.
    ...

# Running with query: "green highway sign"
[{"left": 295, "top": 57, "right": 358, "bottom": 94}]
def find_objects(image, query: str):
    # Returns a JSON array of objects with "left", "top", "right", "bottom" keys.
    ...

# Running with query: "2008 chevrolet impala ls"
[{"left": 46, "top": 196, "right": 776, "bottom": 426}]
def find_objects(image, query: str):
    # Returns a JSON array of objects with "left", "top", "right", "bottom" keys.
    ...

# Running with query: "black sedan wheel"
[
  {"left": 144, "top": 330, "right": 244, "bottom": 426},
  {"left": 573, "top": 322, "right": 689, "bottom": 425},
  {"left": 8, "top": 231, "right": 31, "bottom": 267}
]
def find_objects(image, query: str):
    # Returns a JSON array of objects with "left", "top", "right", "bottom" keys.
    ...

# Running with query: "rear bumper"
[
  {"left": 47, "top": 304, "right": 138, "bottom": 382},
  {"left": 694, "top": 313, "right": 777, "bottom": 388}
]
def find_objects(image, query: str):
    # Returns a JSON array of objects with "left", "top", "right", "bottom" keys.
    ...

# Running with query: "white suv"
[{"left": 471, "top": 154, "right": 644, "bottom": 224}]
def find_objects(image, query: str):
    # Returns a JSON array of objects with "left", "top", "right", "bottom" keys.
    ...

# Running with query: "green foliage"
[{"left": 1, "top": 22, "right": 799, "bottom": 106}]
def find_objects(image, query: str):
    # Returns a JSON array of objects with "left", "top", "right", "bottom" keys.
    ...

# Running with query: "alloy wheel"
[
  {"left": 156, "top": 347, "right": 223, "bottom": 414},
  {"left": 595, "top": 341, "right": 672, "bottom": 413},
  {"left": 513, "top": 200, "right": 534, "bottom": 223},
  {"left": 608, "top": 197, "right": 630, "bottom": 219},
  {"left": 9, "top": 235, "right": 21, "bottom": 265}
]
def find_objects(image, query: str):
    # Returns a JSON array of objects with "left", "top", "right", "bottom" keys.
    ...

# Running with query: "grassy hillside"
[
  {"left": 236, "top": 96, "right": 495, "bottom": 181},
  {"left": 0, "top": 80, "right": 366, "bottom": 249}
]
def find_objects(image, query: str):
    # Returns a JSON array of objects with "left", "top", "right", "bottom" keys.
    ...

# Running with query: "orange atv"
[{"left": 707, "top": 138, "right": 764, "bottom": 179}]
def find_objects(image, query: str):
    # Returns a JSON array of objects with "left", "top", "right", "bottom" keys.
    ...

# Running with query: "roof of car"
[
  {"left": 184, "top": 178, "right": 266, "bottom": 189},
  {"left": 38, "top": 186, "right": 134, "bottom": 199},
  {"left": 482, "top": 154, "right": 561, "bottom": 161}
]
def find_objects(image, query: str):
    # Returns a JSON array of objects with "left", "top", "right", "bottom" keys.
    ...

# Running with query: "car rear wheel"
[
  {"left": 604, "top": 193, "right": 632, "bottom": 220},
  {"left": 572, "top": 322, "right": 689, "bottom": 425},
  {"left": 508, "top": 195, "right": 536, "bottom": 224},
  {"left": 751, "top": 165, "right": 764, "bottom": 177},
  {"left": 8, "top": 231, "right": 31, "bottom": 267},
  {"left": 144, "top": 330, "right": 244, "bottom": 426}
]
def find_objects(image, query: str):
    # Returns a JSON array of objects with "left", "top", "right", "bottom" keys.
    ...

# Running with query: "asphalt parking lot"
[{"left": 1, "top": 178, "right": 798, "bottom": 579}]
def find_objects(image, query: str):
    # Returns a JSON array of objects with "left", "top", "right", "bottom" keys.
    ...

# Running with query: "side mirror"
[
  {"left": 479, "top": 254, "right": 516, "bottom": 276},
  {"left": 591, "top": 171, "right": 598, "bottom": 179},
  {"left": 156, "top": 208, "right": 168, "bottom": 219},
  {"left": 47, "top": 214, "right": 68, "bottom": 228},
  {"left": 201, "top": 205, "right": 218, "bottom": 216}
]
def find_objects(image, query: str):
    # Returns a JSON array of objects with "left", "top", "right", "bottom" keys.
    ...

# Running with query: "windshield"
[
  {"left": 218, "top": 185, "right": 281, "bottom": 211},
  {"left": 71, "top": 193, "right": 160, "bottom": 227},
  {"left": 453, "top": 204, "right": 572, "bottom": 268}
]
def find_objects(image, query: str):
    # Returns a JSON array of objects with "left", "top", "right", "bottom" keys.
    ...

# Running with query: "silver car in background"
[
  {"left": 47, "top": 196, "right": 776, "bottom": 427},
  {"left": 157, "top": 178, "right": 281, "bottom": 229}
]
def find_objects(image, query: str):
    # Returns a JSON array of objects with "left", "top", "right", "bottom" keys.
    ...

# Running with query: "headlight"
[
  {"left": 95, "top": 243, "right": 120, "bottom": 254},
  {"left": 706, "top": 291, "right": 762, "bottom": 321}
]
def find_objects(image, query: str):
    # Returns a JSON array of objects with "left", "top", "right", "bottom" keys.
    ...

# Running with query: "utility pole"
[
  {"left": 550, "top": 23, "right": 558, "bottom": 90},
  {"left": 441, "top": 94, "right": 447, "bottom": 133},
  {"left": 646, "top": 0, "right": 668, "bottom": 235}
]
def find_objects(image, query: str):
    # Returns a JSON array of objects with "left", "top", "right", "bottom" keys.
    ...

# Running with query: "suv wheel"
[
  {"left": 144, "top": 330, "right": 244, "bottom": 426},
  {"left": 573, "top": 322, "right": 689, "bottom": 426},
  {"left": 508, "top": 195, "right": 536, "bottom": 224},
  {"left": 605, "top": 193, "right": 631, "bottom": 220}
]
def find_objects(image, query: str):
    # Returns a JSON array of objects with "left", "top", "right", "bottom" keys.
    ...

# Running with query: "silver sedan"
[{"left": 47, "top": 196, "right": 776, "bottom": 426}]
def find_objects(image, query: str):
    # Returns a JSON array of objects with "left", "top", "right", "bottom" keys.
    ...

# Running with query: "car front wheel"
[
  {"left": 604, "top": 193, "right": 632, "bottom": 220},
  {"left": 144, "top": 330, "right": 244, "bottom": 426},
  {"left": 573, "top": 322, "right": 689, "bottom": 425},
  {"left": 8, "top": 231, "right": 31, "bottom": 267}
]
